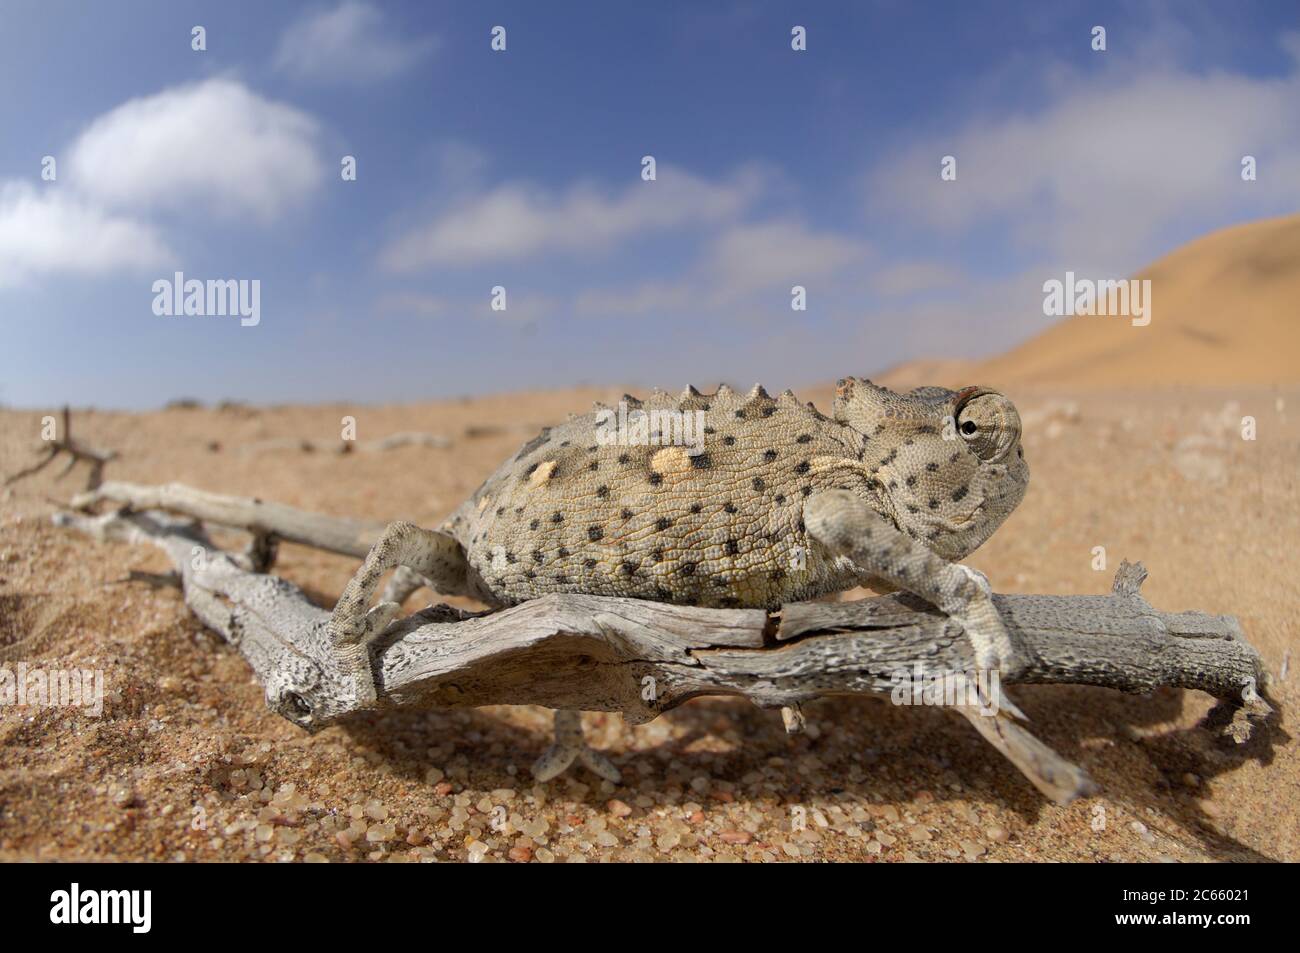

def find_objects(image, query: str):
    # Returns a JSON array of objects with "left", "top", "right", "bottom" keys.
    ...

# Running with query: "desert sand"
[{"left": 2, "top": 217, "right": 1297, "bottom": 863}]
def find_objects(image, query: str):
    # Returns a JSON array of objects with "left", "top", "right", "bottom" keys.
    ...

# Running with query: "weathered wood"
[
  {"left": 4, "top": 407, "right": 118, "bottom": 491},
  {"left": 71, "top": 480, "right": 386, "bottom": 559},
  {"left": 53, "top": 501, "right": 1275, "bottom": 804}
]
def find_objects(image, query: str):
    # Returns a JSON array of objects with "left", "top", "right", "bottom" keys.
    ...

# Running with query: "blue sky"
[{"left": 2, "top": 0, "right": 1298, "bottom": 408}]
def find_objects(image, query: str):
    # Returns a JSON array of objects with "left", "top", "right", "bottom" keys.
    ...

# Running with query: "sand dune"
[{"left": 970, "top": 213, "right": 1300, "bottom": 388}]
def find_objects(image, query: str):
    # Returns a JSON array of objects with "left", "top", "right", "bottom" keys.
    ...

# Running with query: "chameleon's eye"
[{"left": 955, "top": 391, "right": 1020, "bottom": 462}]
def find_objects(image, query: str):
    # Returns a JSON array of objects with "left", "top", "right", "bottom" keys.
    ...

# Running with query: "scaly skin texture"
[
  {"left": 443, "top": 378, "right": 1028, "bottom": 610},
  {"left": 326, "top": 377, "right": 1030, "bottom": 776}
]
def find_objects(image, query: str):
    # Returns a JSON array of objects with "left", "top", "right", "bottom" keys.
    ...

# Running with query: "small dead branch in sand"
[
  {"left": 4, "top": 406, "right": 118, "bottom": 492},
  {"left": 54, "top": 481, "right": 1277, "bottom": 805}
]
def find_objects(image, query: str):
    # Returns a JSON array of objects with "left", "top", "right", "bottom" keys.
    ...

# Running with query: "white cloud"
[
  {"left": 867, "top": 51, "right": 1300, "bottom": 272},
  {"left": 575, "top": 220, "right": 870, "bottom": 317},
  {"left": 373, "top": 291, "right": 447, "bottom": 318},
  {"left": 0, "top": 182, "right": 171, "bottom": 288},
  {"left": 707, "top": 221, "right": 870, "bottom": 293},
  {"left": 380, "top": 166, "right": 766, "bottom": 270},
  {"left": 274, "top": 1, "right": 436, "bottom": 85},
  {"left": 871, "top": 260, "right": 964, "bottom": 297},
  {"left": 67, "top": 78, "right": 326, "bottom": 222}
]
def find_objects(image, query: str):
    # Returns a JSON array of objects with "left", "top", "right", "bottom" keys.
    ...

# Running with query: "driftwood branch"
[
  {"left": 5, "top": 406, "right": 118, "bottom": 491},
  {"left": 54, "top": 482, "right": 1276, "bottom": 805}
]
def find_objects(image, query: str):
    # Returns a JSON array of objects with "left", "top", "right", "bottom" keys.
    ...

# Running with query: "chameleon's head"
[{"left": 833, "top": 378, "right": 1029, "bottom": 559}]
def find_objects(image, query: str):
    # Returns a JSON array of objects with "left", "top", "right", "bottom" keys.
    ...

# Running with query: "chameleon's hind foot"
[{"left": 531, "top": 709, "right": 622, "bottom": 784}]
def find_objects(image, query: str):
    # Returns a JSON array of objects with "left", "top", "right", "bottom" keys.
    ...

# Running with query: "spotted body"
[{"left": 443, "top": 379, "right": 1029, "bottom": 610}]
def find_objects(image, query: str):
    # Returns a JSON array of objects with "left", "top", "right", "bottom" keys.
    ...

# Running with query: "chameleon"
[{"left": 327, "top": 377, "right": 1030, "bottom": 782}]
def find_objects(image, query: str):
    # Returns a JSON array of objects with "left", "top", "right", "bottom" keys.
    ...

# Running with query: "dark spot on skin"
[
  {"left": 926, "top": 462, "right": 939, "bottom": 472},
  {"left": 525, "top": 570, "right": 536, "bottom": 580},
  {"left": 928, "top": 498, "right": 939, "bottom": 510},
  {"left": 529, "top": 519, "right": 540, "bottom": 530},
  {"left": 652, "top": 549, "right": 663, "bottom": 562},
  {"left": 505, "top": 552, "right": 516, "bottom": 564},
  {"left": 761, "top": 406, "right": 776, "bottom": 417},
  {"left": 690, "top": 503, "right": 702, "bottom": 514},
  {"left": 1017, "top": 446, "right": 1024, "bottom": 458},
  {"left": 723, "top": 436, "right": 736, "bottom": 446},
  {"left": 583, "top": 558, "right": 597, "bottom": 568},
  {"left": 801, "top": 486, "right": 812, "bottom": 497},
  {"left": 796, "top": 434, "right": 812, "bottom": 444},
  {"left": 734, "top": 410, "right": 745, "bottom": 419},
  {"left": 775, "top": 493, "right": 786, "bottom": 504},
  {"left": 551, "top": 511, "right": 564, "bottom": 523},
  {"left": 950, "top": 451, "right": 960, "bottom": 462},
  {"left": 724, "top": 502, "right": 737, "bottom": 514},
  {"left": 691, "top": 453, "right": 713, "bottom": 469},
  {"left": 763, "top": 449, "right": 778, "bottom": 462},
  {"left": 656, "top": 517, "right": 673, "bottom": 531},
  {"left": 618, "top": 453, "right": 630, "bottom": 464},
  {"left": 770, "top": 568, "right": 786, "bottom": 581},
  {"left": 679, "top": 561, "right": 697, "bottom": 575},
  {"left": 596, "top": 485, "right": 609, "bottom": 498},
  {"left": 648, "top": 472, "right": 663, "bottom": 486},
  {"left": 558, "top": 547, "right": 570, "bottom": 558},
  {"left": 588, "top": 461, "right": 599, "bottom": 471},
  {"left": 796, "top": 519, "right": 805, "bottom": 533},
  {"left": 795, "top": 461, "right": 810, "bottom": 475},
  {"left": 654, "top": 586, "right": 672, "bottom": 601},
  {"left": 495, "top": 506, "right": 504, "bottom": 516},
  {"left": 521, "top": 462, "right": 539, "bottom": 481},
  {"left": 952, "top": 485, "right": 969, "bottom": 502},
  {"left": 621, "top": 508, "right": 633, "bottom": 519},
  {"left": 560, "top": 440, "right": 570, "bottom": 447},
  {"left": 587, "top": 526, "right": 603, "bottom": 541},
  {"left": 557, "top": 574, "right": 570, "bottom": 584},
  {"left": 752, "top": 478, "right": 765, "bottom": 491},
  {"left": 907, "top": 504, "right": 920, "bottom": 514},
  {"left": 516, "top": 432, "right": 549, "bottom": 459},
  {"left": 879, "top": 450, "right": 897, "bottom": 466},
  {"left": 906, "top": 475, "right": 917, "bottom": 487},
  {"left": 703, "top": 426, "right": 715, "bottom": 434},
  {"left": 532, "top": 550, "right": 543, "bottom": 563},
  {"left": 621, "top": 560, "right": 638, "bottom": 576},
  {"left": 587, "top": 445, "right": 598, "bottom": 452},
  {"left": 726, "top": 539, "right": 739, "bottom": 556}
]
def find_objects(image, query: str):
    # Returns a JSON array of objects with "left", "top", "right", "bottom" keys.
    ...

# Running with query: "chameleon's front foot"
[
  {"left": 327, "top": 600, "right": 401, "bottom": 707},
  {"left": 804, "top": 490, "right": 1029, "bottom": 714},
  {"left": 952, "top": 564, "right": 1027, "bottom": 678},
  {"left": 531, "top": 710, "right": 622, "bottom": 784}
]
